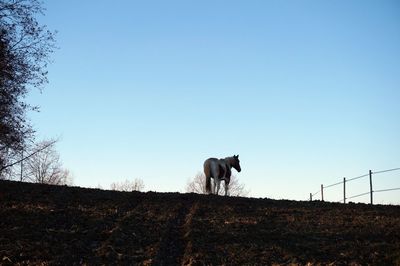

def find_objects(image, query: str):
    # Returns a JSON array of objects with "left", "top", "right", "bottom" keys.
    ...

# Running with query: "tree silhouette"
[
  {"left": 24, "top": 140, "right": 72, "bottom": 185},
  {"left": 0, "top": 0, "right": 56, "bottom": 177},
  {"left": 186, "top": 172, "right": 249, "bottom": 197},
  {"left": 110, "top": 178, "right": 145, "bottom": 192}
]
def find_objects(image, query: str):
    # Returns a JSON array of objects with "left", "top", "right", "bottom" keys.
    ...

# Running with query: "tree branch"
[{"left": 0, "top": 139, "right": 56, "bottom": 172}]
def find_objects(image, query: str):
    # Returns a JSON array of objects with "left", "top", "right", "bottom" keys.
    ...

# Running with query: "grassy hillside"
[{"left": 0, "top": 180, "right": 399, "bottom": 265}]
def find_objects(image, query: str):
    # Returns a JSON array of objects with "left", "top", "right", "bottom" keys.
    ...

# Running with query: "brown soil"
[{"left": 0, "top": 180, "right": 399, "bottom": 265}]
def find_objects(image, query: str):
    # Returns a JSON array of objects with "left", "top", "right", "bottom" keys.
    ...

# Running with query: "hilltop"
[{"left": 0, "top": 180, "right": 399, "bottom": 265}]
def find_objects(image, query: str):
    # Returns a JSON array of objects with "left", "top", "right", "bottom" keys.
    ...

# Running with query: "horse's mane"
[{"left": 223, "top": 156, "right": 235, "bottom": 164}]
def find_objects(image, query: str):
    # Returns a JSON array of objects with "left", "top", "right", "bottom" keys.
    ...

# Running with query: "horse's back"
[{"left": 204, "top": 157, "right": 218, "bottom": 163}]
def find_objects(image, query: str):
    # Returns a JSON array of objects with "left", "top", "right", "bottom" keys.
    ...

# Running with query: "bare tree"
[
  {"left": 186, "top": 172, "right": 249, "bottom": 197},
  {"left": 110, "top": 178, "right": 145, "bottom": 192},
  {"left": 1, "top": 139, "right": 56, "bottom": 180},
  {"left": 25, "top": 140, "right": 71, "bottom": 185},
  {"left": 186, "top": 172, "right": 207, "bottom": 194},
  {"left": 0, "top": 0, "right": 56, "bottom": 175}
]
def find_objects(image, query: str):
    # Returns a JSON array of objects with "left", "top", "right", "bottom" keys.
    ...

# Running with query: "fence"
[{"left": 309, "top": 167, "right": 400, "bottom": 205}]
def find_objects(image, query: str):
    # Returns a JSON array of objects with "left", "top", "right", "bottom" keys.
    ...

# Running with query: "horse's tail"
[
  {"left": 204, "top": 160, "right": 212, "bottom": 194},
  {"left": 205, "top": 175, "right": 211, "bottom": 193}
]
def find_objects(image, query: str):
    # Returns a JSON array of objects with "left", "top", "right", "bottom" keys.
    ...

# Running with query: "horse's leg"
[
  {"left": 215, "top": 178, "right": 221, "bottom": 195},
  {"left": 210, "top": 164, "right": 219, "bottom": 195},
  {"left": 224, "top": 181, "right": 229, "bottom": 196}
]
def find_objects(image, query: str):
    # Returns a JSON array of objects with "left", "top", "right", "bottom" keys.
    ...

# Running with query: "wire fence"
[{"left": 309, "top": 167, "right": 400, "bottom": 205}]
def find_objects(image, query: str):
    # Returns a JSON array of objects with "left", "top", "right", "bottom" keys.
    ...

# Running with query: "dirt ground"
[{"left": 0, "top": 180, "right": 399, "bottom": 265}]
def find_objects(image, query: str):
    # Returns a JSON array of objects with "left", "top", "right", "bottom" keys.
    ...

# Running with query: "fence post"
[
  {"left": 20, "top": 150, "right": 23, "bottom": 181},
  {"left": 343, "top": 177, "right": 346, "bottom": 204},
  {"left": 321, "top": 184, "right": 324, "bottom": 201},
  {"left": 310, "top": 193, "right": 312, "bottom": 201},
  {"left": 369, "top": 170, "right": 373, "bottom": 205}
]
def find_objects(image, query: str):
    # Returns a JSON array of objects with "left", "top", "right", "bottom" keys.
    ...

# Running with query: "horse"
[{"left": 203, "top": 155, "right": 241, "bottom": 196}]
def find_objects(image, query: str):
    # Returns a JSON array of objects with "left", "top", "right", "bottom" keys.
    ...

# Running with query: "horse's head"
[{"left": 232, "top": 155, "right": 241, "bottom": 172}]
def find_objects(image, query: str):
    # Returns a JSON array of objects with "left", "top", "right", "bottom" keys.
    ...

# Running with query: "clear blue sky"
[{"left": 28, "top": 0, "right": 400, "bottom": 204}]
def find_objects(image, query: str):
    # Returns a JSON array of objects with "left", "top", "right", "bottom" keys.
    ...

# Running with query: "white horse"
[{"left": 203, "top": 155, "right": 241, "bottom": 196}]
